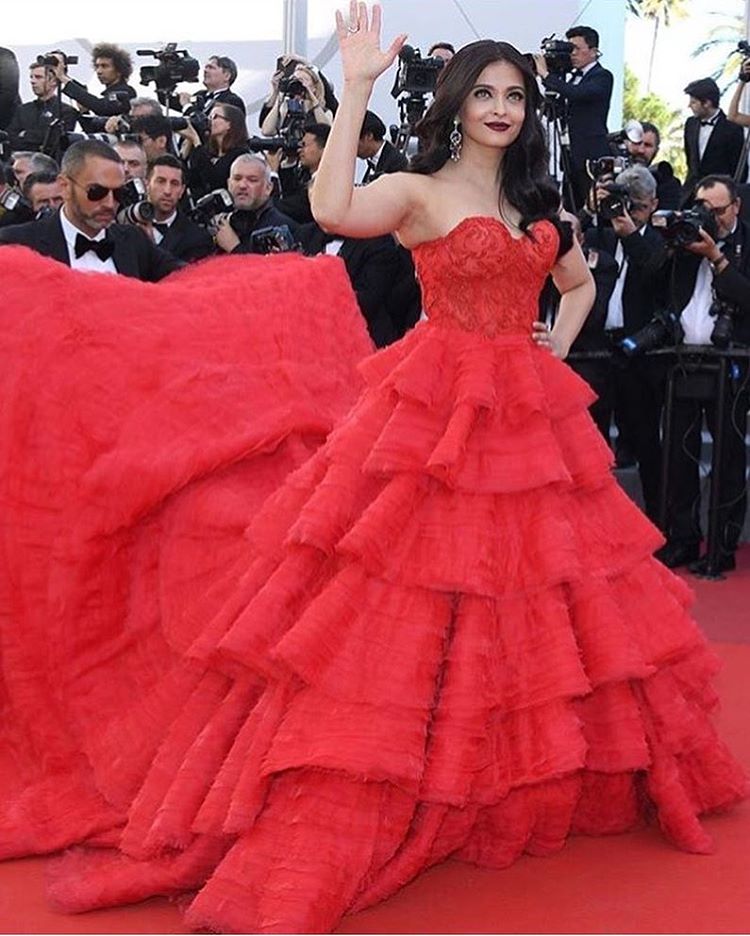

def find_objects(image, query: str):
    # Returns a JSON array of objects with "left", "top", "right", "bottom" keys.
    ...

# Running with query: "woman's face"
[
  {"left": 209, "top": 107, "right": 230, "bottom": 139},
  {"left": 457, "top": 60, "right": 527, "bottom": 152}
]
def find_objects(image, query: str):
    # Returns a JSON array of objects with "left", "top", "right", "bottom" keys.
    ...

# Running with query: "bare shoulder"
[{"left": 391, "top": 173, "right": 450, "bottom": 249}]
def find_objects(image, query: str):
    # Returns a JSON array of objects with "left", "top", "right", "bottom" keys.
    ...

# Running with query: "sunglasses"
[{"left": 66, "top": 175, "right": 126, "bottom": 203}]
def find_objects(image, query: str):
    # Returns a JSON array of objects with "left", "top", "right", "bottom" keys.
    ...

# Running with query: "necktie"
[
  {"left": 153, "top": 222, "right": 170, "bottom": 237},
  {"left": 700, "top": 118, "right": 717, "bottom": 127},
  {"left": 74, "top": 232, "right": 114, "bottom": 261}
]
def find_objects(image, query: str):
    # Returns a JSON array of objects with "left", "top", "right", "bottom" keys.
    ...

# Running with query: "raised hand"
[{"left": 335, "top": 1, "right": 406, "bottom": 85}]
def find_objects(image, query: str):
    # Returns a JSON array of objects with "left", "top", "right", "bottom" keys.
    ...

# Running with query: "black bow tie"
[
  {"left": 153, "top": 222, "right": 170, "bottom": 236},
  {"left": 74, "top": 232, "right": 113, "bottom": 261},
  {"left": 700, "top": 117, "right": 718, "bottom": 126},
  {"left": 571, "top": 69, "right": 584, "bottom": 78}
]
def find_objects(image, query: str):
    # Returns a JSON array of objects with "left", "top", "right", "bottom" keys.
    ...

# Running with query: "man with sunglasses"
[
  {"left": 643, "top": 175, "right": 750, "bottom": 575},
  {"left": 0, "top": 139, "right": 180, "bottom": 281}
]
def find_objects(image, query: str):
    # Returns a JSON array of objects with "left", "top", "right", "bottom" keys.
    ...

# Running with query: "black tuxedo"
[
  {"left": 0, "top": 211, "right": 182, "bottom": 282},
  {"left": 61, "top": 78, "right": 136, "bottom": 119},
  {"left": 641, "top": 219, "right": 750, "bottom": 555},
  {"left": 651, "top": 161, "right": 683, "bottom": 211},
  {"left": 188, "top": 88, "right": 246, "bottom": 117},
  {"left": 543, "top": 63, "right": 613, "bottom": 168},
  {"left": 301, "top": 224, "right": 419, "bottom": 347},
  {"left": 0, "top": 47, "right": 20, "bottom": 130},
  {"left": 362, "top": 141, "right": 408, "bottom": 183},
  {"left": 683, "top": 112, "right": 747, "bottom": 198},
  {"left": 157, "top": 212, "right": 214, "bottom": 263},
  {"left": 275, "top": 183, "right": 313, "bottom": 224},
  {"left": 6, "top": 97, "right": 79, "bottom": 150}
]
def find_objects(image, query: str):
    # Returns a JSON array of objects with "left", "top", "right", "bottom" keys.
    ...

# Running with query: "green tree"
[
  {"left": 628, "top": 0, "right": 690, "bottom": 92},
  {"left": 692, "top": 11, "right": 745, "bottom": 91},
  {"left": 622, "top": 65, "right": 687, "bottom": 180}
]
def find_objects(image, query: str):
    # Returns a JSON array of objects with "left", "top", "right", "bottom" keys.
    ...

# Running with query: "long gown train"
[{"left": 1, "top": 220, "right": 746, "bottom": 933}]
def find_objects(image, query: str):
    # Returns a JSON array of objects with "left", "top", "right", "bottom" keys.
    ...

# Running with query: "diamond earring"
[{"left": 449, "top": 116, "right": 462, "bottom": 162}]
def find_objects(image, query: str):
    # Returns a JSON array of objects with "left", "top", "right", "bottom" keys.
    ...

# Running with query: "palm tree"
[
  {"left": 628, "top": 0, "right": 691, "bottom": 92},
  {"left": 691, "top": 11, "right": 745, "bottom": 91}
]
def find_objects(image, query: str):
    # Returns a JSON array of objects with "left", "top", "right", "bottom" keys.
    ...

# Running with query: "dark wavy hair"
[
  {"left": 209, "top": 103, "right": 249, "bottom": 155},
  {"left": 92, "top": 43, "right": 133, "bottom": 82},
  {"left": 410, "top": 40, "right": 560, "bottom": 235}
]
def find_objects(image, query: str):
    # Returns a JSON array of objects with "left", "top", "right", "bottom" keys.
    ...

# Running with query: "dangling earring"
[{"left": 449, "top": 116, "right": 462, "bottom": 162}]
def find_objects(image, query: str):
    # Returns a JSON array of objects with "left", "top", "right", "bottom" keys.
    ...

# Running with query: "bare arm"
[
  {"left": 534, "top": 242, "right": 595, "bottom": 360},
  {"left": 311, "top": 2, "right": 412, "bottom": 237},
  {"left": 727, "top": 72, "right": 750, "bottom": 128}
]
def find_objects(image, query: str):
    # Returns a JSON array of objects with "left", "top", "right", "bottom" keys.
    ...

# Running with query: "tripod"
[
  {"left": 539, "top": 91, "right": 577, "bottom": 210},
  {"left": 393, "top": 92, "right": 428, "bottom": 155}
]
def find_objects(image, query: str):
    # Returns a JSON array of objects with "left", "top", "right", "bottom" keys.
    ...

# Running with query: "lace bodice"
[{"left": 412, "top": 217, "right": 559, "bottom": 337}]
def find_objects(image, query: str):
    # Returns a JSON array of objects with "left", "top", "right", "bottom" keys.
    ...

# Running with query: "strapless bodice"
[{"left": 411, "top": 217, "right": 559, "bottom": 338}]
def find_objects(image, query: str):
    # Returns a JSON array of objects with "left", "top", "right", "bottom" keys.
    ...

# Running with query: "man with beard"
[
  {"left": 146, "top": 154, "right": 213, "bottom": 262},
  {"left": 0, "top": 139, "right": 180, "bottom": 281},
  {"left": 626, "top": 121, "right": 682, "bottom": 211},
  {"left": 213, "top": 153, "right": 299, "bottom": 255}
]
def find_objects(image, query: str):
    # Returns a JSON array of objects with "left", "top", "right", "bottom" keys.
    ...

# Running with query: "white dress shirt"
[
  {"left": 680, "top": 223, "right": 735, "bottom": 345},
  {"left": 571, "top": 61, "right": 597, "bottom": 85},
  {"left": 698, "top": 112, "right": 719, "bottom": 161},
  {"left": 152, "top": 210, "right": 178, "bottom": 246},
  {"left": 59, "top": 208, "right": 117, "bottom": 275}
]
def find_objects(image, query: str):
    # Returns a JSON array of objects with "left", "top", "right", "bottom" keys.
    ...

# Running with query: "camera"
[
  {"left": 36, "top": 51, "right": 79, "bottom": 69},
  {"left": 392, "top": 45, "right": 445, "bottom": 97},
  {"left": 115, "top": 178, "right": 155, "bottom": 225},
  {"left": 587, "top": 155, "right": 629, "bottom": 181},
  {"left": 0, "top": 129, "right": 10, "bottom": 163},
  {"left": 709, "top": 297, "right": 736, "bottom": 349},
  {"left": 652, "top": 205, "right": 717, "bottom": 247},
  {"left": 528, "top": 35, "right": 574, "bottom": 76},
  {"left": 188, "top": 188, "right": 234, "bottom": 226},
  {"left": 597, "top": 182, "right": 631, "bottom": 220},
  {"left": 278, "top": 76, "right": 306, "bottom": 97},
  {"left": 0, "top": 188, "right": 31, "bottom": 223},
  {"left": 248, "top": 224, "right": 297, "bottom": 254},
  {"left": 738, "top": 40, "right": 750, "bottom": 82},
  {"left": 620, "top": 308, "right": 685, "bottom": 356},
  {"left": 248, "top": 99, "right": 308, "bottom": 156},
  {"left": 137, "top": 44, "right": 200, "bottom": 95}
]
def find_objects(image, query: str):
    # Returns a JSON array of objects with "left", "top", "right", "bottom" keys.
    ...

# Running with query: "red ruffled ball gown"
[
  {"left": 0, "top": 248, "right": 373, "bottom": 861},
  {"left": 6, "top": 219, "right": 748, "bottom": 933}
]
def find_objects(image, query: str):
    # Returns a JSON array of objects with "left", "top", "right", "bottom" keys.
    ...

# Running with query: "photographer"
[
  {"left": 213, "top": 153, "right": 298, "bottom": 255},
  {"left": 646, "top": 175, "right": 750, "bottom": 573},
  {"left": 0, "top": 151, "right": 58, "bottom": 227},
  {"left": 181, "top": 103, "right": 249, "bottom": 201},
  {"left": 682, "top": 78, "right": 746, "bottom": 200},
  {"left": 49, "top": 45, "right": 135, "bottom": 125},
  {"left": 273, "top": 122, "right": 330, "bottom": 223},
  {"left": 22, "top": 169, "right": 63, "bottom": 216},
  {"left": 627, "top": 121, "right": 682, "bottom": 211},
  {"left": 577, "top": 166, "right": 665, "bottom": 521},
  {"left": 534, "top": 26, "right": 613, "bottom": 211},
  {"left": 131, "top": 114, "right": 177, "bottom": 163},
  {"left": 114, "top": 140, "right": 147, "bottom": 181},
  {"left": 0, "top": 139, "right": 180, "bottom": 281},
  {"left": 6, "top": 61, "right": 78, "bottom": 151},
  {"left": 146, "top": 154, "right": 213, "bottom": 263},
  {"left": 180, "top": 55, "right": 245, "bottom": 121},
  {"left": 260, "top": 57, "right": 334, "bottom": 136},
  {"left": 358, "top": 109, "right": 407, "bottom": 183},
  {"left": 426, "top": 42, "right": 455, "bottom": 64}
]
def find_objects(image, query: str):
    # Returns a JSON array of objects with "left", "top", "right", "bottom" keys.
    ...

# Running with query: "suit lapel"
[
  {"left": 45, "top": 212, "right": 72, "bottom": 265},
  {"left": 108, "top": 226, "right": 138, "bottom": 277}
]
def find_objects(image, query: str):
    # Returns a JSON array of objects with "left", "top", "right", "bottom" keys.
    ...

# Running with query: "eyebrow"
[{"left": 471, "top": 83, "right": 526, "bottom": 93}]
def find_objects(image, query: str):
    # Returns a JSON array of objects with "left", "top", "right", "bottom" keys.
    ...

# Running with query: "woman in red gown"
[{"left": 1, "top": 3, "right": 746, "bottom": 933}]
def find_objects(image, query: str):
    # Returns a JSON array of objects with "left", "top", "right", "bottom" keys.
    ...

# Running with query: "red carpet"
[{"left": 2, "top": 548, "right": 749, "bottom": 935}]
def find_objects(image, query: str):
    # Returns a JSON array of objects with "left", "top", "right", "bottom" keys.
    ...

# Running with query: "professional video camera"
[
  {"left": 527, "top": 35, "right": 574, "bottom": 77},
  {"left": 137, "top": 44, "right": 200, "bottom": 107},
  {"left": 389, "top": 45, "right": 445, "bottom": 153},
  {"left": 651, "top": 205, "right": 717, "bottom": 247},
  {"left": 620, "top": 308, "right": 684, "bottom": 356},
  {"left": 188, "top": 188, "right": 234, "bottom": 226},
  {"left": 115, "top": 178, "right": 155, "bottom": 225},
  {"left": 36, "top": 51, "right": 79, "bottom": 69}
]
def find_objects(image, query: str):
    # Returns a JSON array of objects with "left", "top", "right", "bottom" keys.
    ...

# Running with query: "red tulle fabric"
[{"left": 1, "top": 220, "right": 747, "bottom": 934}]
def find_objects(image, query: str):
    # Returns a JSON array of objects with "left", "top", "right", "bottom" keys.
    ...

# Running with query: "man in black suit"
[
  {"left": 301, "top": 222, "right": 417, "bottom": 347},
  {"left": 180, "top": 56, "right": 246, "bottom": 123},
  {"left": 214, "top": 154, "right": 299, "bottom": 255},
  {"left": 6, "top": 61, "right": 78, "bottom": 151},
  {"left": 682, "top": 78, "right": 747, "bottom": 201},
  {"left": 358, "top": 110, "right": 408, "bottom": 183},
  {"left": 576, "top": 166, "right": 666, "bottom": 521},
  {"left": 146, "top": 155, "right": 213, "bottom": 263},
  {"left": 0, "top": 139, "right": 180, "bottom": 282},
  {"left": 639, "top": 175, "right": 750, "bottom": 573},
  {"left": 50, "top": 44, "right": 136, "bottom": 121},
  {"left": 275, "top": 123, "right": 330, "bottom": 224},
  {"left": 535, "top": 26, "right": 613, "bottom": 211}
]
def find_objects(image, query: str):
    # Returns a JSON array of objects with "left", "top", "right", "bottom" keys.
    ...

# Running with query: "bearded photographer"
[
  {"left": 627, "top": 121, "right": 682, "bottom": 211},
  {"left": 533, "top": 26, "right": 613, "bottom": 211},
  {"left": 212, "top": 153, "right": 298, "bottom": 256},
  {"left": 6, "top": 61, "right": 79, "bottom": 152},
  {"left": 50, "top": 45, "right": 136, "bottom": 122},
  {"left": 145, "top": 155, "right": 213, "bottom": 263},
  {"left": 639, "top": 175, "right": 750, "bottom": 574},
  {"left": 0, "top": 139, "right": 180, "bottom": 281}
]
